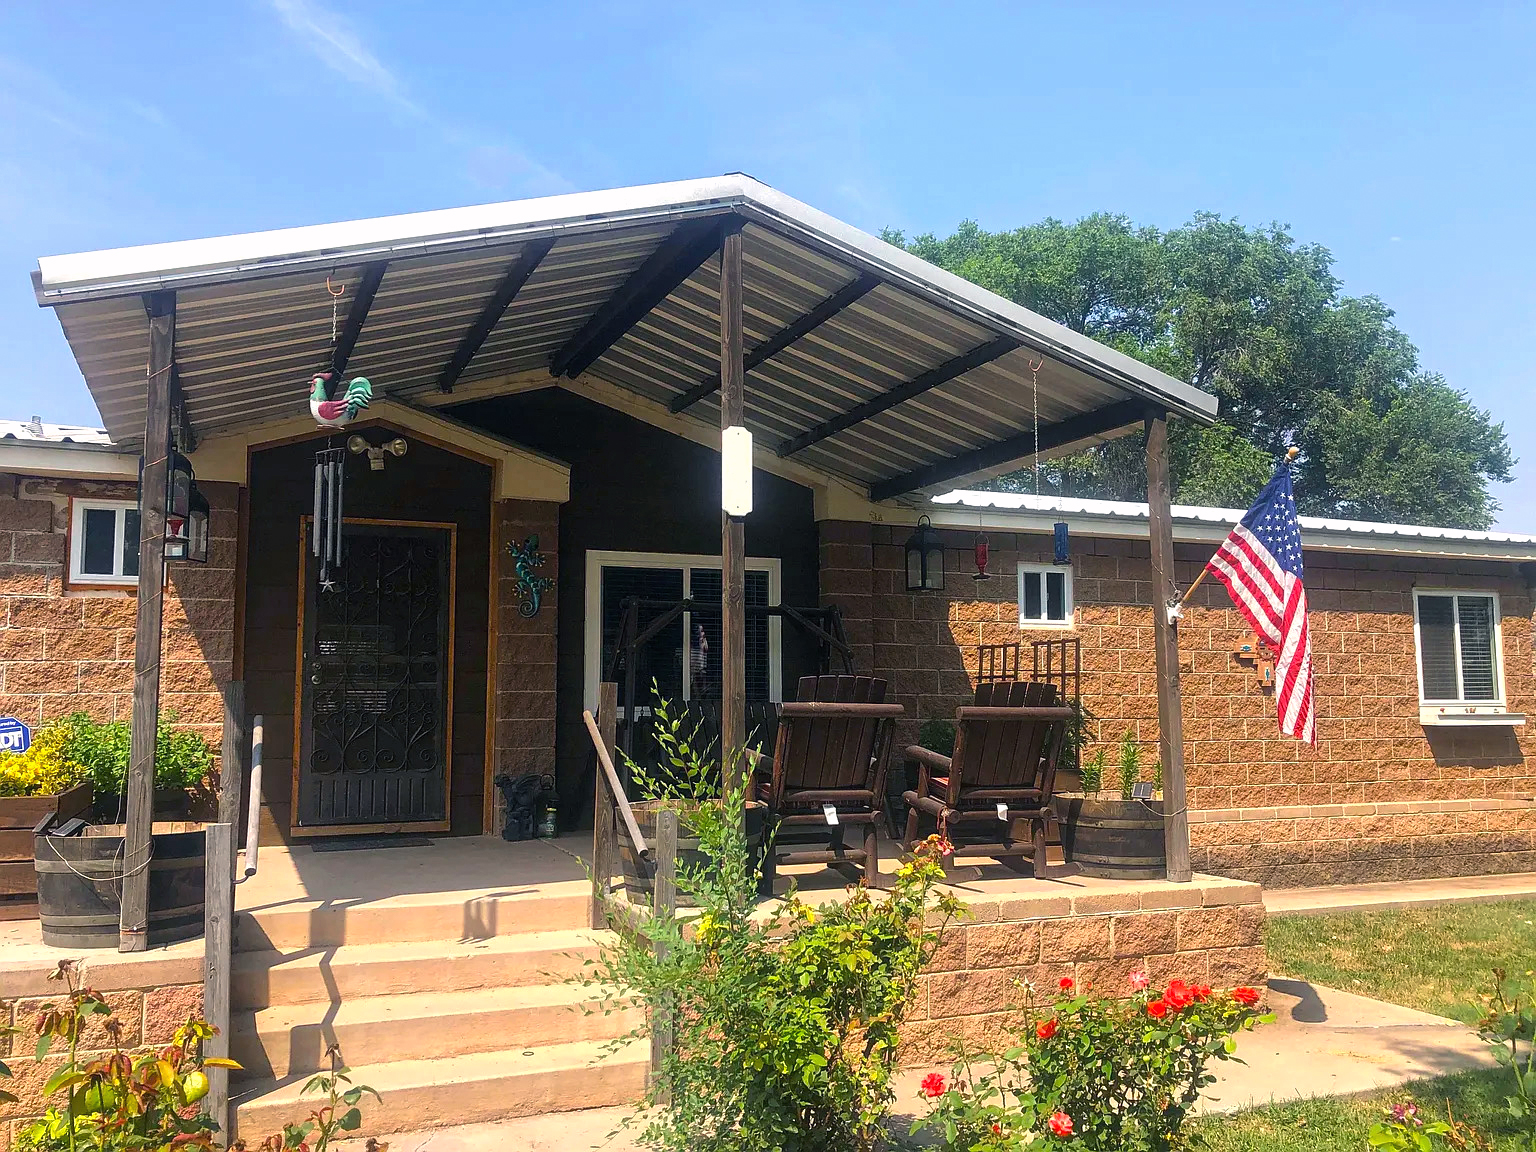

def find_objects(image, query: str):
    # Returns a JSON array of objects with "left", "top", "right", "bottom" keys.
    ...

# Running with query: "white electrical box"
[{"left": 722, "top": 425, "right": 754, "bottom": 516}]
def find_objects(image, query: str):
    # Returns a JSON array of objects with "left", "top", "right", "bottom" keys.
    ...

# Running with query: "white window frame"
[
  {"left": 583, "top": 549, "right": 783, "bottom": 712},
  {"left": 68, "top": 498, "right": 139, "bottom": 587},
  {"left": 1411, "top": 587, "right": 1520, "bottom": 725},
  {"left": 1017, "top": 562, "right": 1074, "bottom": 628}
]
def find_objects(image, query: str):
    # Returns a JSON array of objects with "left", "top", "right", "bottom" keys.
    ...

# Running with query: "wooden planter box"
[
  {"left": 0, "top": 783, "right": 92, "bottom": 920},
  {"left": 1054, "top": 792, "right": 1167, "bottom": 880}
]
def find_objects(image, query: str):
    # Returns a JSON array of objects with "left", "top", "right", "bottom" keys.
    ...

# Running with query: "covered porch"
[{"left": 31, "top": 175, "right": 1220, "bottom": 942}]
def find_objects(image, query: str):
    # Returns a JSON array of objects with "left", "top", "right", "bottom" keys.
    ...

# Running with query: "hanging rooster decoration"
[{"left": 309, "top": 372, "right": 373, "bottom": 428}]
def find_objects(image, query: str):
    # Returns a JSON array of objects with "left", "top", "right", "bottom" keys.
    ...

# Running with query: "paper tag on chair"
[
  {"left": 997, "top": 802, "right": 1009, "bottom": 821},
  {"left": 823, "top": 804, "right": 839, "bottom": 826}
]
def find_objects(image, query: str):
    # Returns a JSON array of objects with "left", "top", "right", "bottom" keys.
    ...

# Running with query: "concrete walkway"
[
  {"left": 1264, "top": 871, "right": 1536, "bottom": 916},
  {"left": 338, "top": 979, "right": 1494, "bottom": 1150}
]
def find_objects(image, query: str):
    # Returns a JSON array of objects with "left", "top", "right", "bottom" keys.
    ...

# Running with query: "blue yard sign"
[{"left": 0, "top": 718, "right": 31, "bottom": 754}]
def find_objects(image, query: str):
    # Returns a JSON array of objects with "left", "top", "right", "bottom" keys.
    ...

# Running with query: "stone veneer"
[
  {"left": 0, "top": 478, "right": 239, "bottom": 750},
  {"left": 821, "top": 519, "right": 1536, "bottom": 887},
  {"left": 899, "top": 875, "right": 1266, "bottom": 1062},
  {"left": 490, "top": 499, "right": 560, "bottom": 836},
  {"left": 0, "top": 950, "right": 203, "bottom": 1139}
]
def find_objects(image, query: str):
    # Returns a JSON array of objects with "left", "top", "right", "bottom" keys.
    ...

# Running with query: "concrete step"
[
  {"left": 232, "top": 928, "right": 612, "bottom": 1010},
  {"left": 232, "top": 1038, "right": 648, "bottom": 1142},
  {"left": 235, "top": 880, "right": 592, "bottom": 950},
  {"left": 231, "top": 983, "right": 639, "bottom": 1079}
]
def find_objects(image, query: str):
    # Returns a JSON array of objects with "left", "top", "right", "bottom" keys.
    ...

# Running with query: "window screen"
[
  {"left": 80, "top": 508, "right": 117, "bottom": 575},
  {"left": 121, "top": 510, "right": 140, "bottom": 577},
  {"left": 1416, "top": 592, "right": 1500, "bottom": 703},
  {"left": 683, "top": 569, "right": 772, "bottom": 702},
  {"left": 601, "top": 566, "right": 684, "bottom": 710}
]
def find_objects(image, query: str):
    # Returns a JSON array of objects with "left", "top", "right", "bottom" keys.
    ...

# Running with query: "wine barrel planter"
[
  {"left": 90, "top": 789, "right": 192, "bottom": 824},
  {"left": 619, "top": 800, "right": 767, "bottom": 907},
  {"left": 0, "top": 783, "right": 92, "bottom": 921},
  {"left": 1054, "top": 793, "right": 1167, "bottom": 880},
  {"left": 35, "top": 821, "right": 207, "bottom": 948}
]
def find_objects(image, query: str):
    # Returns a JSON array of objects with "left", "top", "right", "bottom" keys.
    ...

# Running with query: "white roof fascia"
[
  {"left": 931, "top": 491, "right": 1536, "bottom": 563},
  {"left": 0, "top": 438, "right": 138, "bottom": 481}
]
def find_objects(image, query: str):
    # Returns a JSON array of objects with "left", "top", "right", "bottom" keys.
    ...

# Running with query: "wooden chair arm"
[
  {"left": 778, "top": 701, "right": 906, "bottom": 718},
  {"left": 903, "top": 745, "right": 951, "bottom": 798},
  {"left": 953, "top": 706, "right": 1076, "bottom": 722},
  {"left": 902, "top": 793, "right": 949, "bottom": 819}
]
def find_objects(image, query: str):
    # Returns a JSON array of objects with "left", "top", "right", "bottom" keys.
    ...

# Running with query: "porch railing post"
[
  {"left": 218, "top": 681, "right": 246, "bottom": 886},
  {"left": 1145, "top": 409, "right": 1191, "bottom": 882},
  {"left": 123, "top": 290, "right": 175, "bottom": 952},
  {"left": 201, "top": 821, "right": 234, "bottom": 1140},
  {"left": 649, "top": 808, "right": 677, "bottom": 1102},
  {"left": 591, "top": 682, "right": 619, "bottom": 929}
]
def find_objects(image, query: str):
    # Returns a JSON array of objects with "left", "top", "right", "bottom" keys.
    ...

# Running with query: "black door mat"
[{"left": 309, "top": 835, "right": 435, "bottom": 852}]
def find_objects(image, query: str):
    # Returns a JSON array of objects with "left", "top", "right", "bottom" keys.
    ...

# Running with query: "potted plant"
[
  {"left": 0, "top": 727, "right": 93, "bottom": 919},
  {"left": 1053, "top": 732, "right": 1167, "bottom": 879},
  {"left": 615, "top": 689, "right": 767, "bottom": 907},
  {"left": 47, "top": 712, "right": 215, "bottom": 822}
]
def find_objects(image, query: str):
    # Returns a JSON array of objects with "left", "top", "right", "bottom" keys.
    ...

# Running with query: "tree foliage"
[{"left": 883, "top": 214, "right": 1513, "bottom": 528}]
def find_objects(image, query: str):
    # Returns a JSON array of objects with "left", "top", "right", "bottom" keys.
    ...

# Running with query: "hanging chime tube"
[
  {"left": 312, "top": 456, "right": 324, "bottom": 558},
  {"left": 332, "top": 450, "right": 344, "bottom": 566}
]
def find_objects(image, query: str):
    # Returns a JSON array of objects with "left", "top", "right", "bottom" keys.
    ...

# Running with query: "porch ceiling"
[{"left": 34, "top": 175, "right": 1217, "bottom": 500}]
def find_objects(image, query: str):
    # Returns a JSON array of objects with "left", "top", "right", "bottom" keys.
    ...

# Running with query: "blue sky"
[{"left": 3, "top": 2, "right": 1532, "bottom": 527}]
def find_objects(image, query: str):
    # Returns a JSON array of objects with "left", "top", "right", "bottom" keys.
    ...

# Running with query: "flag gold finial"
[{"left": 1285, "top": 446, "right": 1299, "bottom": 461}]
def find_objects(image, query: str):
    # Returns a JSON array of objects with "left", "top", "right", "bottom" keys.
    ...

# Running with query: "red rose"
[
  {"left": 1193, "top": 983, "right": 1212, "bottom": 1002},
  {"left": 921, "top": 1072, "right": 947, "bottom": 1099},
  {"left": 991, "top": 1122, "right": 1003, "bottom": 1136},
  {"left": 1036, "top": 1017, "right": 1059, "bottom": 1040},
  {"left": 1146, "top": 998, "right": 1169, "bottom": 1018},
  {"left": 1059, "top": 977, "right": 1075, "bottom": 992},
  {"left": 1128, "top": 969, "right": 1150, "bottom": 991},
  {"left": 1048, "top": 1111, "right": 1075, "bottom": 1137},
  {"left": 1165, "top": 979, "right": 1194, "bottom": 1010},
  {"left": 1232, "top": 986, "right": 1261, "bottom": 1006}
]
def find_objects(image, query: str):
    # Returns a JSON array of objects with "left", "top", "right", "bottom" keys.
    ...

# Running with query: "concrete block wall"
[
  {"left": 0, "top": 477, "right": 239, "bottom": 750},
  {"left": 899, "top": 876, "right": 1266, "bottom": 1062},
  {"left": 491, "top": 499, "right": 559, "bottom": 836},
  {"left": 823, "top": 520, "right": 1536, "bottom": 887}
]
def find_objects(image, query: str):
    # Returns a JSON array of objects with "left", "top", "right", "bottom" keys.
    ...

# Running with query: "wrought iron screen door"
[{"left": 297, "top": 521, "right": 454, "bottom": 831}]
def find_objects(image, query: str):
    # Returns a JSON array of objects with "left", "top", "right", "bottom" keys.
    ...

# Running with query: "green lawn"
[
  {"left": 1264, "top": 899, "right": 1536, "bottom": 1024},
  {"left": 1196, "top": 1069, "right": 1525, "bottom": 1151}
]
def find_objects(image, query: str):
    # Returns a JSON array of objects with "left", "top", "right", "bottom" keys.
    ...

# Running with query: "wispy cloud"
[{"left": 265, "top": 0, "right": 570, "bottom": 196}]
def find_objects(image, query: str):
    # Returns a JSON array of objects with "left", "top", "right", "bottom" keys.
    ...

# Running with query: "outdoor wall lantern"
[
  {"left": 905, "top": 515, "right": 945, "bottom": 592},
  {"left": 155, "top": 449, "right": 199, "bottom": 561},
  {"left": 184, "top": 486, "right": 210, "bottom": 565}
]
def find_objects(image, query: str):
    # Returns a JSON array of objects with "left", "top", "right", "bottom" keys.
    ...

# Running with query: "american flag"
[{"left": 1204, "top": 460, "right": 1317, "bottom": 744}]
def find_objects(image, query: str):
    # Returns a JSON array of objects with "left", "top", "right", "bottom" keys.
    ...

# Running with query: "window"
[
  {"left": 1017, "top": 562, "right": 1072, "bottom": 626},
  {"left": 69, "top": 499, "right": 139, "bottom": 586},
  {"left": 584, "top": 550, "right": 782, "bottom": 711},
  {"left": 1414, "top": 590, "right": 1502, "bottom": 705}
]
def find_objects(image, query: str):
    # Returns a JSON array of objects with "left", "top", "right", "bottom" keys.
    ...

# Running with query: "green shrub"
[
  {"left": 917, "top": 718, "right": 956, "bottom": 757},
  {"left": 1079, "top": 748, "right": 1106, "bottom": 795},
  {"left": 1118, "top": 731, "right": 1142, "bottom": 798},
  {"left": 43, "top": 713, "right": 212, "bottom": 795}
]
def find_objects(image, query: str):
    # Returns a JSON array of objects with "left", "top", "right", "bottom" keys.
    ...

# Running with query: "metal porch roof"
[{"left": 33, "top": 175, "right": 1217, "bottom": 498}]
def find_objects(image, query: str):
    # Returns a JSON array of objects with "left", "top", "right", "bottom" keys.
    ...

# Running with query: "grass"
[
  {"left": 1264, "top": 899, "right": 1536, "bottom": 1024},
  {"left": 1195, "top": 1068, "right": 1527, "bottom": 1150}
]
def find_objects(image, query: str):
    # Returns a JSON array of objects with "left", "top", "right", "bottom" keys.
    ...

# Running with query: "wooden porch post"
[
  {"left": 1145, "top": 409, "right": 1191, "bottom": 883},
  {"left": 719, "top": 220, "right": 746, "bottom": 787},
  {"left": 123, "top": 291, "right": 175, "bottom": 951}
]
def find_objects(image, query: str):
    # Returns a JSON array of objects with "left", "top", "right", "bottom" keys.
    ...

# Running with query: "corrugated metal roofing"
[
  {"left": 932, "top": 490, "right": 1536, "bottom": 561},
  {"left": 0, "top": 418, "right": 114, "bottom": 445},
  {"left": 33, "top": 175, "right": 1218, "bottom": 497}
]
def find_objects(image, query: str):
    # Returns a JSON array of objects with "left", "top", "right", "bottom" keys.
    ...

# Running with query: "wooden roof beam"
[
  {"left": 777, "top": 334, "right": 1018, "bottom": 458},
  {"left": 437, "top": 237, "right": 555, "bottom": 393},
  {"left": 669, "top": 271, "right": 880, "bottom": 413},
  {"left": 551, "top": 215, "right": 733, "bottom": 380},
  {"left": 330, "top": 261, "right": 388, "bottom": 378},
  {"left": 867, "top": 397, "right": 1147, "bottom": 502}
]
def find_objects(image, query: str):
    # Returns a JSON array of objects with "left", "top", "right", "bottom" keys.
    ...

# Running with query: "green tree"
[{"left": 883, "top": 214, "right": 1513, "bottom": 528}]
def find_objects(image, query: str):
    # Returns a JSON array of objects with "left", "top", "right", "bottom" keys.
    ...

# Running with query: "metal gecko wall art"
[{"left": 507, "top": 533, "right": 554, "bottom": 618}]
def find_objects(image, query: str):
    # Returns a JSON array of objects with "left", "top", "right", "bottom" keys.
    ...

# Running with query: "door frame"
[{"left": 291, "top": 516, "right": 458, "bottom": 837}]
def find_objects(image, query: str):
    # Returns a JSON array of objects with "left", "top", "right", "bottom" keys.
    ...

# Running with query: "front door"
[{"left": 297, "top": 521, "right": 454, "bottom": 832}]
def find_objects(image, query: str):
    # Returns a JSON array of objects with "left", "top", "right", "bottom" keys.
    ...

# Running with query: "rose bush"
[{"left": 916, "top": 968, "right": 1270, "bottom": 1151}]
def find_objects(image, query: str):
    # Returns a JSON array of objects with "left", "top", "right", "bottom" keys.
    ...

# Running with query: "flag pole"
[{"left": 1178, "top": 446, "right": 1299, "bottom": 610}]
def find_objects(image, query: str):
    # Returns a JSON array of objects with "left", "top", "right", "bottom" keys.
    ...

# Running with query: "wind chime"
[{"left": 309, "top": 276, "right": 374, "bottom": 591}]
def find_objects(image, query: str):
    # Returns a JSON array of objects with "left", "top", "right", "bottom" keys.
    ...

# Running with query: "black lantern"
[
  {"left": 185, "top": 485, "right": 210, "bottom": 565},
  {"left": 904, "top": 515, "right": 945, "bottom": 591},
  {"left": 162, "top": 450, "right": 195, "bottom": 560}
]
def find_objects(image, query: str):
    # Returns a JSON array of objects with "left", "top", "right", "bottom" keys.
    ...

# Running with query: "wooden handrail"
[{"left": 584, "top": 708, "right": 650, "bottom": 861}]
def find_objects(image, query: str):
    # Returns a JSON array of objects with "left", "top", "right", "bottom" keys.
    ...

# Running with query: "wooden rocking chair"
[
  {"left": 757, "top": 675, "right": 904, "bottom": 887},
  {"left": 902, "top": 681, "right": 1072, "bottom": 875}
]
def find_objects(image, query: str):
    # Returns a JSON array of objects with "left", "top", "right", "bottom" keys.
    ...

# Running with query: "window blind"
[
  {"left": 1416, "top": 592, "right": 1499, "bottom": 703},
  {"left": 1457, "top": 595, "right": 1498, "bottom": 700}
]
